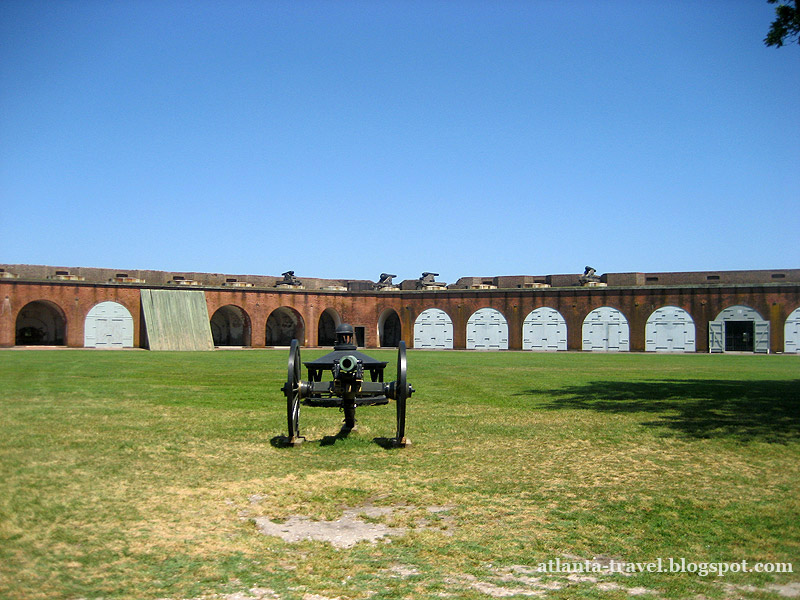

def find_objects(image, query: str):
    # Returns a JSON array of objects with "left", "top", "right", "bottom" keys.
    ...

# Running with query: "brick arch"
[
  {"left": 210, "top": 304, "right": 252, "bottom": 346},
  {"left": 15, "top": 299, "right": 67, "bottom": 345},
  {"left": 377, "top": 307, "right": 402, "bottom": 347},
  {"left": 266, "top": 306, "right": 305, "bottom": 346},
  {"left": 709, "top": 304, "right": 769, "bottom": 354},
  {"left": 318, "top": 308, "right": 342, "bottom": 347}
]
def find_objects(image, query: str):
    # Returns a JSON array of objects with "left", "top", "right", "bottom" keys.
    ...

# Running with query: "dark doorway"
[
  {"left": 210, "top": 305, "right": 251, "bottom": 346},
  {"left": 266, "top": 307, "right": 304, "bottom": 346},
  {"left": 318, "top": 311, "right": 337, "bottom": 346},
  {"left": 16, "top": 301, "right": 66, "bottom": 345},
  {"left": 725, "top": 321, "right": 754, "bottom": 352},
  {"left": 355, "top": 326, "right": 365, "bottom": 348},
  {"left": 380, "top": 311, "right": 401, "bottom": 347}
]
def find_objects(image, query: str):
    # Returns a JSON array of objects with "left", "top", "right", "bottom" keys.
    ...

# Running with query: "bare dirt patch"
[
  {"left": 724, "top": 582, "right": 800, "bottom": 598},
  {"left": 253, "top": 506, "right": 401, "bottom": 548},
  {"left": 441, "top": 559, "right": 661, "bottom": 598},
  {"left": 251, "top": 503, "right": 455, "bottom": 548}
]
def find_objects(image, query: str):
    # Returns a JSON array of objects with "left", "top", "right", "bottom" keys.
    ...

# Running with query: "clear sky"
[{"left": 1, "top": 0, "right": 798, "bottom": 284}]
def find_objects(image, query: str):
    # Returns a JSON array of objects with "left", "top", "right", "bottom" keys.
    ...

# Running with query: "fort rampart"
[{"left": 2, "top": 265, "right": 799, "bottom": 353}]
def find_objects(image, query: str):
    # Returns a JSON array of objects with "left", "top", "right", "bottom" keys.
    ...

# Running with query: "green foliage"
[
  {"left": 0, "top": 350, "right": 798, "bottom": 599},
  {"left": 765, "top": 0, "right": 800, "bottom": 47}
]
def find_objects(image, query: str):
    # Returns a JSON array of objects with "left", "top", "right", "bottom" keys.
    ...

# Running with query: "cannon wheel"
[
  {"left": 285, "top": 339, "right": 302, "bottom": 444},
  {"left": 395, "top": 341, "right": 409, "bottom": 446}
]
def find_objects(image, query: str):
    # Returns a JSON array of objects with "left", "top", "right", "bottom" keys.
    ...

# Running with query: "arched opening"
[
  {"left": 16, "top": 300, "right": 67, "bottom": 346},
  {"left": 582, "top": 307, "right": 630, "bottom": 352},
  {"left": 210, "top": 305, "right": 251, "bottom": 347},
  {"left": 413, "top": 308, "right": 453, "bottom": 349},
  {"left": 466, "top": 307, "right": 509, "bottom": 350},
  {"left": 785, "top": 307, "right": 800, "bottom": 354},
  {"left": 523, "top": 307, "right": 567, "bottom": 351},
  {"left": 84, "top": 301, "right": 134, "bottom": 348},
  {"left": 318, "top": 309, "right": 340, "bottom": 347},
  {"left": 709, "top": 305, "right": 769, "bottom": 353},
  {"left": 645, "top": 306, "right": 695, "bottom": 352},
  {"left": 378, "top": 309, "right": 401, "bottom": 347},
  {"left": 266, "top": 307, "right": 305, "bottom": 346}
]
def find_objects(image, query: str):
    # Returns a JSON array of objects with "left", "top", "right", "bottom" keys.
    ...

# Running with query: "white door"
[
  {"left": 785, "top": 307, "right": 800, "bottom": 354},
  {"left": 84, "top": 301, "right": 134, "bottom": 348},
  {"left": 413, "top": 308, "right": 454, "bottom": 349},
  {"left": 466, "top": 308, "right": 508, "bottom": 350},
  {"left": 754, "top": 321, "right": 770, "bottom": 354},
  {"left": 523, "top": 307, "right": 567, "bottom": 351},
  {"left": 645, "top": 306, "right": 696, "bottom": 352},
  {"left": 711, "top": 305, "right": 769, "bottom": 354},
  {"left": 708, "top": 321, "right": 724, "bottom": 353},
  {"left": 582, "top": 307, "right": 629, "bottom": 352}
]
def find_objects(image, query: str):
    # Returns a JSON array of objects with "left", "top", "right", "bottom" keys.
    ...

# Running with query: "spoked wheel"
[
  {"left": 395, "top": 341, "right": 410, "bottom": 447},
  {"left": 284, "top": 339, "right": 303, "bottom": 445}
]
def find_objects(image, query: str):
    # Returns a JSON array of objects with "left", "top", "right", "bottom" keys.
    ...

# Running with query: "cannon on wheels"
[{"left": 281, "top": 324, "right": 414, "bottom": 447}]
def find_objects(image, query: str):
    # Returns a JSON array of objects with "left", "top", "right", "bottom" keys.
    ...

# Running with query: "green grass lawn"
[{"left": 1, "top": 349, "right": 798, "bottom": 600}]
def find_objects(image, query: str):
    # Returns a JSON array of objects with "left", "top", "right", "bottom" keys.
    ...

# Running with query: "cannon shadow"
[
  {"left": 269, "top": 429, "right": 402, "bottom": 448},
  {"left": 523, "top": 379, "right": 800, "bottom": 443}
]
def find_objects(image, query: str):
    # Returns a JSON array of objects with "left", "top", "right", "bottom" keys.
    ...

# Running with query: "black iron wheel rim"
[
  {"left": 395, "top": 340, "right": 407, "bottom": 441},
  {"left": 286, "top": 339, "right": 301, "bottom": 439}
]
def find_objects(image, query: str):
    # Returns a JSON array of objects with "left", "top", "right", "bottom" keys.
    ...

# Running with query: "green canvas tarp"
[{"left": 140, "top": 289, "right": 214, "bottom": 351}]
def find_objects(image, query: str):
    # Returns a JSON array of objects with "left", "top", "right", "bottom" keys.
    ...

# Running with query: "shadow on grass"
[
  {"left": 269, "top": 429, "right": 402, "bottom": 448},
  {"left": 320, "top": 425, "right": 355, "bottom": 446},
  {"left": 525, "top": 379, "right": 800, "bottom": 443}
]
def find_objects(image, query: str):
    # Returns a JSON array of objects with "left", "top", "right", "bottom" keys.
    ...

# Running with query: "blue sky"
[{"left": 1, "top": 0, "right": 797, "bottom": 284}]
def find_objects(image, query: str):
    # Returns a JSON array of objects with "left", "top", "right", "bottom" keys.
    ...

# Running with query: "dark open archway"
[
  {"left": 16, "top": 300, "right": 66, "bottom": 345},
  {"left": 266, "top": 307, "right": 305, "bottom": 346},
  {"left": 318, "top": 309, "right": 341, "bottom": 347},
  {"left": 211, "top": 305, "right": 251, "bottom": 346},
  {"left": 378, "top": 308, "right": 401, "bottom": 347}
]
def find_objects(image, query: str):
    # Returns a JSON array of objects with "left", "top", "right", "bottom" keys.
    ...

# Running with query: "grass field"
[{"left": 1, "top": 349, "right": 798, "bottom": 600}]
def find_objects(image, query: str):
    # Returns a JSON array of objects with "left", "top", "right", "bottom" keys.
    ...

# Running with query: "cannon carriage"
[{"left": 281, "top": 324, "right": 414, "bottom": 447}]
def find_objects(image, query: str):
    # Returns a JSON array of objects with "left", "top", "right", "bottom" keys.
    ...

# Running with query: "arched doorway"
[
  {"left": 785, "top": 307, "right": 800, "bottom": 354},
  {"left": 522, "top": 307, "right": 567, "bottom": 351},
  {"left": 582, "top": 307, "right": 630, "bottom": 352},
  {"left": 378, "top": 309, "right": 401, "bottom": 347},
  {"left": 645, "top": 306, "right": 695, "bottom": 352},
  {"left": 318, "top": 309, "right": 340, "bottom": 347},
  {"left": 16, "top": 300, "right": 66, "bottom": 345},
  {"left": 84, "top": 301, "right": 134, "bottom": 348},
  {"left": 709, "top": 305, "right": 769, "bottom": 353},
  {"left": 466, "top": 308, "right": 509, "bottom": 350},
  {"left": 783, "top": 308, "right": 800, "bottom": 354},
  {"left": 266, "top": 307, "right": 305, "bottom": 346},
  {"left": 413, "top": 308, "right": 453, "bottom": 349},
  {"left": 210, "top": 305, "right": 251, "bottom": 346}
]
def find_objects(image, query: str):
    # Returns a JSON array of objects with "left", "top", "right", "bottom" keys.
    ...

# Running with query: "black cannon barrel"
[{"left": 304, "top": 350, "right": 387, "bottom": 371}]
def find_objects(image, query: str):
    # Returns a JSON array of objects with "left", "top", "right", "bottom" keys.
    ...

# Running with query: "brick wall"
[{"left": 2, "top": 266, "right": 799, "bottom": 353}]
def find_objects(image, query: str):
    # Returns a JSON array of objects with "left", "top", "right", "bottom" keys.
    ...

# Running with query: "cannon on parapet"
[
  {"left": 282, "top": 271, "right": 300, "bottom": 284},
  {"left": 421, "top": 272, "right": 438, "bottom": 282},
  {"left": 578, "top": 266, "right": 604, "bottom": 287},
  {"left": 416, "top": 272, "right": 447, "bottom": 290},
  {"left": 276, "top": 271, "right": 303, "bottom": 289},
  {"left": 280, "top": 324, "right": 414, "bottom": 447},
  {"left": 374, "top": 273, "right": 398, "bottom": 290}
]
